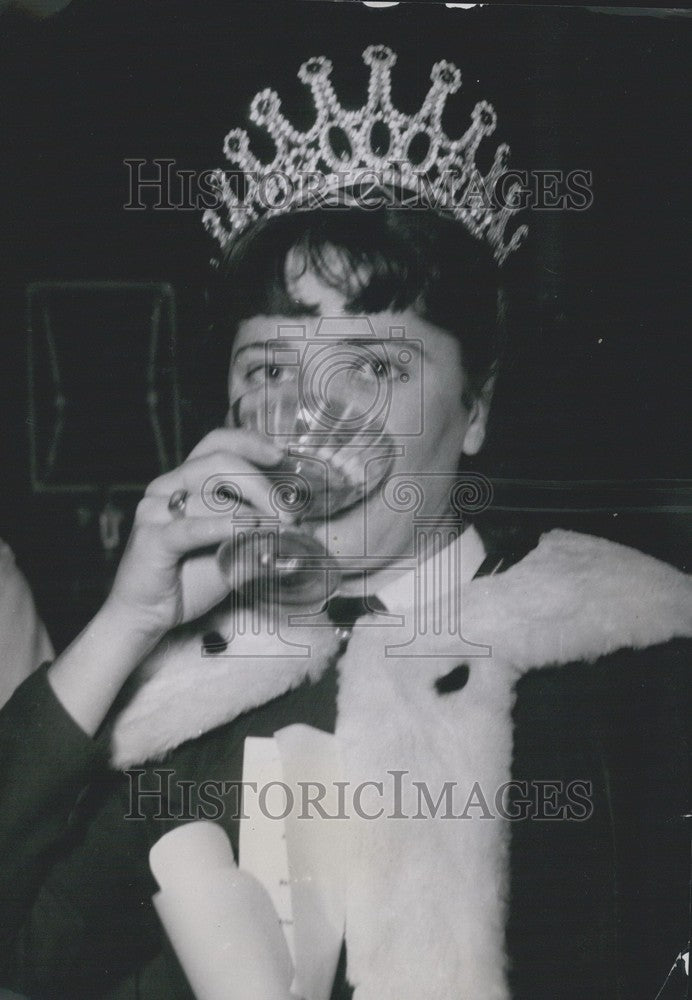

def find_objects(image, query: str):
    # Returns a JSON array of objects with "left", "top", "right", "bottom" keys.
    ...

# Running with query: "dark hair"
[{"left": 212, "top": 206, "right": 506, "bottom": 398}]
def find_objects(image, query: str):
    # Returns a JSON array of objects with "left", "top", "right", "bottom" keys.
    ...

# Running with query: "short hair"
[{"left": 213, "top": 207, "right": 506, "bottom": 399}]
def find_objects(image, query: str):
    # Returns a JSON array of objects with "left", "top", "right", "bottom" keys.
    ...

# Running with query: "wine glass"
[{"left": 215, "top": 380, "right": 395, "bottom": 605}]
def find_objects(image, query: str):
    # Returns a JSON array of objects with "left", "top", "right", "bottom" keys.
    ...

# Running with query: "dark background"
[{"left": 0, "top": 1, "right": 689, "bottom": 650}]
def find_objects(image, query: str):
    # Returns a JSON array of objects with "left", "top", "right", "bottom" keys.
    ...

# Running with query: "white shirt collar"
[{"left": 361, "top": 523, "right": 486, "bottom": 614}]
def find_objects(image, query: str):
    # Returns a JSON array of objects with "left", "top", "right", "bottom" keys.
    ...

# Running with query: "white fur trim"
[
  {"left": 336, "top": 634, "right": 514, "bottom": 999},
  {"left": 109, "top": 531, "right": 691, "bottom": 771},
  {"left": 108, "top": 606, "right": 341, "bottom": 769}
]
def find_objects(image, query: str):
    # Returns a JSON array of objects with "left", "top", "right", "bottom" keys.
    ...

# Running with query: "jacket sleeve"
[
  {"left": 0, "top": 541, "right": 54, "bottom": 709},
  {"left": 0, "top": 663, "right": 160, "bottom": 997}
]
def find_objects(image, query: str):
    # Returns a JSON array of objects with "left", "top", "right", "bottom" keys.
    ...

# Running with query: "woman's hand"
[
  {"left": 104, "top": 428, "right": 287, "bottom": 637},
  {"left": 49, "top": 428, "right": 288, "bottom": 736}
]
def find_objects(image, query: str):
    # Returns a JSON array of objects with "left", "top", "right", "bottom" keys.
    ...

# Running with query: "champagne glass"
[{"left": 215, "top": 380, "right": 395, "bottom": 605}]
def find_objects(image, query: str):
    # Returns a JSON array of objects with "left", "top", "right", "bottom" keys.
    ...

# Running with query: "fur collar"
[
  {"left": 108, "top": 529, "right": 691, "bottom": 771},
  {"left": 107, "top": 530, "right": 691, "bottom": 1000}
]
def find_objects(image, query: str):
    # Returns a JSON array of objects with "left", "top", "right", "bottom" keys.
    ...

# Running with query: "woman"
[{"left": 0, "top": 45, "right": 690, "bottom": 1000}]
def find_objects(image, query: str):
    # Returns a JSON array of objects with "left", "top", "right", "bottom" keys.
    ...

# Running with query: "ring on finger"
[{"left": 167, "top": 488, "right": 189, "bottom": 519}]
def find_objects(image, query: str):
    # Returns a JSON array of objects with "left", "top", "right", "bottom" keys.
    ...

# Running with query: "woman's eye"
[
  {"left": 245, "top": 363, "right": 289, "bottom": 385},
  {"left": 350, "top": 356, "right": 390, "bottom": 381}
]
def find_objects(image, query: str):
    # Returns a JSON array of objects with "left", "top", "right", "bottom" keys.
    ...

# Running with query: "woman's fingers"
[
  {"left": 102, "top": 428, "right": 299, "bottom": 635},
  {"left": 144, "top": 450, "right": 285, "bottom": 520},
  {"left": 162, "top": 511, "right": 265, "bottom": 558},
  {"left": 185, "top": 427, "right": 282, "bottom": 464},
  {"left": 134, "top": 493, "right": 257, "bottom": 525}
]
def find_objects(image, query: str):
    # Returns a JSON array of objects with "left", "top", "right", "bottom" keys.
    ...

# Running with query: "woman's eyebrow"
[
  {"left": 341, "top": 338, "right": 426, "bottom": 358},
  {"left": 233, "top": 337, "right": 426, "bottom": 360},
  {"left": 232, "top": 341, "right": 272, "bottom": 360}
]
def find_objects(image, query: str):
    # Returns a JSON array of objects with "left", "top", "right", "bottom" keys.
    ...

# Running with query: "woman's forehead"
[
  {"left": 233, "top": 311, "right": 395, "bottom": 349},
  {"left": 231, "top": 254, "right": 462, "bottom": 362},
  {"left": 233, "top": 252, "right": 419, "bottom": 348}
]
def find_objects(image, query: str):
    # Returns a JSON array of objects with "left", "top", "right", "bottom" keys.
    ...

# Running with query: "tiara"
[{"left": 203, "top": 44, "right": 528, "bottom": 265}]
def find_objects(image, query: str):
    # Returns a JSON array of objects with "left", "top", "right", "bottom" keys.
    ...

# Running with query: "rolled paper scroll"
[{"left": 149, "top": 820, "right": 295, "bottom": 1000}]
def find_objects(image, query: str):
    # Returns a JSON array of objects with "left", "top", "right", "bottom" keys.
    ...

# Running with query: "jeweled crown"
[{"left": 203, "top": 44, "right": 527, "bottom": 265}]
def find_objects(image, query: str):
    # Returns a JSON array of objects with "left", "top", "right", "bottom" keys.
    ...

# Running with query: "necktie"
[{"left": 323, "top": 594, "right": 387, "bottom": 651}]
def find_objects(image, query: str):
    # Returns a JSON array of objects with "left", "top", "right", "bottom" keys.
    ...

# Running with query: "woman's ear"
[{"left": 461, "top": 371, "right": 496, "bottom": 456}]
